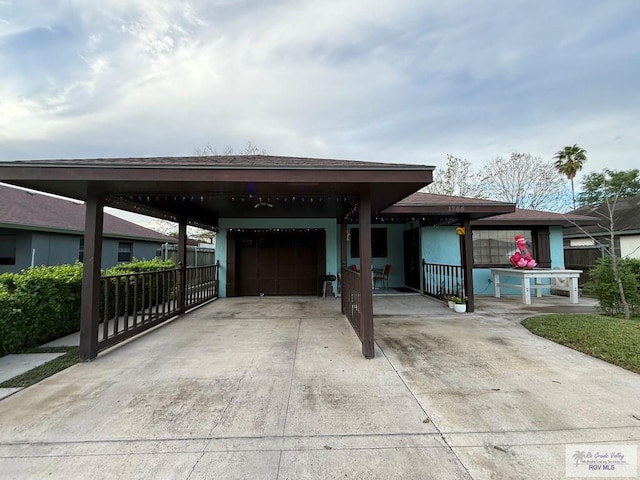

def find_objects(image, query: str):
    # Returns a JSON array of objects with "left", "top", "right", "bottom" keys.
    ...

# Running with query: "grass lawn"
[
  {"left": 522, "top": 314, "right": 640, "bottom": 374},
  {"left": 0, "top": 346, "right": 80, "bottom": 389}
]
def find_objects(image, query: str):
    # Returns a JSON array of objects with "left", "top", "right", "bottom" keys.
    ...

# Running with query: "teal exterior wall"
[
  {"left": 421, "top": 226, "right": 461, "bottom": 265},
  {"left": 550, "top": 226, "right": 565, "bottom": 268},
  {"left": 346, "top": 223, "right": 406, "bottom": 288},
  {"left": 472, "top": 269, "right": 518, "bottom": 295},
  {"left": 217, "top": 218, "right": 339, "bottom": 298}
]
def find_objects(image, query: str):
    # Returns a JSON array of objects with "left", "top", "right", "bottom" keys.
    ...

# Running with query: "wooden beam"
[
  {"left": 359, "top": 189, "right": 375, "bottom": 358},
  {"left": 0, "top": 165, "right": 432, "bottom": 184},
  {"left": 340, "top": 223, "right": 347, "bottom": 314},
  {"left": 340, "top": 223, "right": 348, "bottom": 268},
  {"left": 177, "top": 219, "right": 187, "bottom": 314},
  {"left": 79, "top": 189, "right": 104, "bottom": 361},
  {"left": 461, "top": 217, "right": 475, "bottom": 313},
  {"left": 384, "top": 204, "right": 515, "bottom": 216}
]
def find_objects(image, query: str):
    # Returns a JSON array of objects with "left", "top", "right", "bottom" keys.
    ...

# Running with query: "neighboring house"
[
  {"left": 562, "top": 195, "right": 640, "bottom": 283},
  {"left": 564, "top": 195, "right": 640, "bottom": 259},
  {"left": 0, "top": 184, "right": 176, "bottom": 273}
]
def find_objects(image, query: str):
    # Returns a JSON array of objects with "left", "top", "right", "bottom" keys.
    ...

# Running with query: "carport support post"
[
  {"left": 340, "top": 222, "right": 347, "bottom": 313},
  {"left": 79, "top": 191, "right": 104, "bottom": 361},
  {"left": 177, "top": 219, "right": 187, "bottom": 314},
  {"left": 359, "top": 189, "right": 375, "bottom": 358},
  {"left": 461, "top": 217, "right": 475, "bottom": 313}
]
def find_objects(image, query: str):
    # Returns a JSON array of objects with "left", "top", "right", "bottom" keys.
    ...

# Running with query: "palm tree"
[{"left": 553, "top": 144, "right": 587, "bottom": 210}]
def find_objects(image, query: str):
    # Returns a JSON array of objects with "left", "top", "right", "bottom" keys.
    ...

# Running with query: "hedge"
[
  {"left": 101, "top": 259, "right": 176, "bottom": 321},
  {"left": 586, "top": 258, "right": 640, "bottom": 317},
  {"left": 0, "top": 259, "right": 175, "bottom": 356}
]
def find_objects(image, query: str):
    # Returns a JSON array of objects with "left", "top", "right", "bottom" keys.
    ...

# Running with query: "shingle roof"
[
  {"left": 393, "top": 192, "right": 597, "bottom": 226},
  {"left": 564, "top": 195, "right": 640, "bottom": 236},
  {"left": 4, "top": 155, "right": 432, "bottom": 170},
  {"left": 473, "top": 208, "right": 598, "bottom": 226},
  {"left": 0, "top": 183, "right": 176, "bottom": 242}
]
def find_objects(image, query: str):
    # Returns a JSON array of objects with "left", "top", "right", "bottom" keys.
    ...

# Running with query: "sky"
[{"left": 1, "top": 1, "right": 639, "bottom": 224}]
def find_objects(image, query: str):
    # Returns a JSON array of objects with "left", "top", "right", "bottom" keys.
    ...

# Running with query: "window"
[
  {"left": 350, "top": 228, "right": 388, "bottom": 258},
  {"left": 0, "top": 235, "right": 16, "bottom": 265},
  {"left": 118, "top": 242, "right": 133, "bottom": 262},
  {"left": 79, "top": 238, "right": 84, "bottom": 262},
  {"left": 473, "top": 230, "right": 532, "bottom": 267}
]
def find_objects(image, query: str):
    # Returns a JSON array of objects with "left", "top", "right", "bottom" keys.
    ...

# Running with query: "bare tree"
[
  {"left": 149, "top": 219, "right": 216, "bottom": 245},
  {"left": 150, "top": 219, "right": 178, "bottom": 237},
  {"left": 423, "top": 154, "right": 480, "bottom": 197},
  {"left": 177, "top": 141, "right": 267, "bottom": 243},
  {"left": 566, "top": 185, "right": 631, "bottom": 319},
  {"left": 604, "top": 192, "right": 631, "bottom": 320},
  {"left": 193, "top": 140, "right": 267, "bottom": 156},
  {"left": 478, "top": 153, "right": 570, "bottom": 211}
]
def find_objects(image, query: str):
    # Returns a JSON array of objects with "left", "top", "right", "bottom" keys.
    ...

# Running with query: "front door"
[{"left": 403, "top": 228, "right": 421, "bottom": 290}]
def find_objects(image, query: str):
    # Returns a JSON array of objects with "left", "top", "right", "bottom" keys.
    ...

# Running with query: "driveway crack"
[
  {"left": 276, "top": 316, "right": 302, "bottom": 480},
  {"left": 184, "top": 368, "right": 248, "bottom": 480}
]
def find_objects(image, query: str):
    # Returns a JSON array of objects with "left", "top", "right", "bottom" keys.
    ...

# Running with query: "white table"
[{"left": 490, "top": 268, "right": 582, "bottom": 305}]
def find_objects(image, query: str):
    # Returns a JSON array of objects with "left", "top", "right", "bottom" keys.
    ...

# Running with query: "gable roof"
[
  {"left": 472, "top": 207, "right": 599, "bottom": 227},
  {"left": 0, "top": 184, "right": 176, "bottom": 243},
  {"left": 564, "top": 195, "right": 640, "bottom": 237}
]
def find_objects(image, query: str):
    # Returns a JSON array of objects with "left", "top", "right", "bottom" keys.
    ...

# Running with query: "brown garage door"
[{"left": 234, "top": 230, "right": 324, "bottom": 296}]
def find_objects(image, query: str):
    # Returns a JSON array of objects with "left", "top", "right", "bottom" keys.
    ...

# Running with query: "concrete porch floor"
[{"left": 0, "top": 295, "right": 638, "bottom": 479}]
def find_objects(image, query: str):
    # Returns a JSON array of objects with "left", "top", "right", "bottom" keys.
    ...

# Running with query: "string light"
[
  {"left": 227, "top": 228, "right": 325, "bottom": 233},
  {"left": 110, "top": 193, "right": 357, "bottom": 204}
]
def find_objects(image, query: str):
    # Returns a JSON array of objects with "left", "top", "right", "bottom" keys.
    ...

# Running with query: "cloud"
[{"left": 0, "top": 0, "right": 638, "bottom": 183}]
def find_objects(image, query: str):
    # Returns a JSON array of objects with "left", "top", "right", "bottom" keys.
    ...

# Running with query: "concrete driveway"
[{"left": 0, "top": 296, "right": 638, "bottom": 479}]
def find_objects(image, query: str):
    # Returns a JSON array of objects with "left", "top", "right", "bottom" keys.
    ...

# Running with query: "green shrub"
[
  {"left": 0, "top": 288, "right": 24, "bottom": 355},
  {"left": 0, "top": 259, "right": 176, "bottom": 356},
  {"left": 586, "top": 258, "right": 640, "bottom": 317},
  {"left": 104, "top": 258, "right": 174, "bottom": 275},
  {"left": 101, "top": 259, "right": 176, "bottom": 319},
  {"left": 0, "top": 264, "right": 83, "bottom": 356}
]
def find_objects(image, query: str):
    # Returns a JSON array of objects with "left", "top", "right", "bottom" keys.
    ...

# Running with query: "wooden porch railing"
[
  {"left": 341, "top": 266, "right": 362, "bottom": 340},
  {"left": 422, "top": 261, "right": 466, "bottom": 299},
  {"left": 97, "top": 263, "right": 218, "bottom": 352},
  {"left": 185, "top": 263, "right": 219, "bottom": 309}
]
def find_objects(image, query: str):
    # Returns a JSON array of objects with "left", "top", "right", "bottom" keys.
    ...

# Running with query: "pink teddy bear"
[{"left": 509, "top": 234, "right": 537, "bottom": 269}]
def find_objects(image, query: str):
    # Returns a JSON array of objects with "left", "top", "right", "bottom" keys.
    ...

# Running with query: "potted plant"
[
  {"left": 452, "top": 296, "right": 467, "bottom": 313},
  {"left": 444, "top": 294, "right": 454, "bottom": 309}
]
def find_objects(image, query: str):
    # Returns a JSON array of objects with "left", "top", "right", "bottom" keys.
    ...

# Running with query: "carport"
[{"left": 0, "top": 155, "right": 433, "bottom": 360}]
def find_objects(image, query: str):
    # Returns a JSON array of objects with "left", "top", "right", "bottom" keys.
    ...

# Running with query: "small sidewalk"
[{"left": 0, "top": 331, "right": 79, "bottom": 400}]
